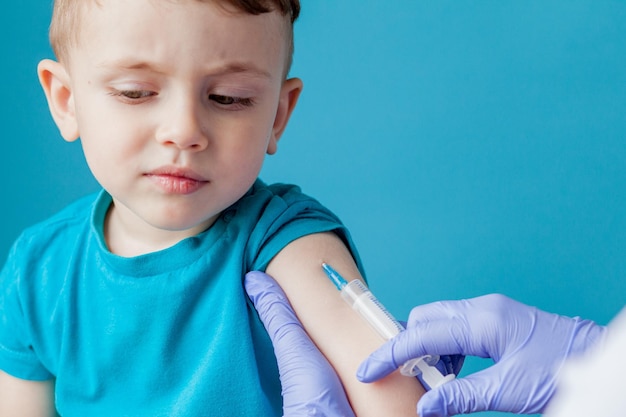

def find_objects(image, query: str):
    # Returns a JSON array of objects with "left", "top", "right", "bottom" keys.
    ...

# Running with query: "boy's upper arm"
[
  {"left": 0, "top": 370, "right": 57, "bottom": 417},
  {"left": 266, "top": 232, "right": 425, "bottom": 417}
]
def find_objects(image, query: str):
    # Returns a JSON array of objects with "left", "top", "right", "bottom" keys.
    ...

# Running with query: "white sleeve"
[{"left": 544, "top": 306, "right": 626, "bottom": 417}]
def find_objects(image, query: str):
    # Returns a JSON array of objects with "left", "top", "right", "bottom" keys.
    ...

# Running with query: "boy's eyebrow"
[
  {"left": 99, "top": 59, "right": 273, "bottom": 79},
  {"left": 216, "top": 62, "right": 273, "bottom": 78}
]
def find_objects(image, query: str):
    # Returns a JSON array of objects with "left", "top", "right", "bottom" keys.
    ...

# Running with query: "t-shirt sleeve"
[
  {"left": 244, "top": 183, "right": 366, "bottom": 278},
  {"left": 0, "top": 238, "right": 54, "bottom": 381}
]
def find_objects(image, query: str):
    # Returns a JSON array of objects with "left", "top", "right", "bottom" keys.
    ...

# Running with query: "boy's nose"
[{"left": 155, "top": 101, "right": 209, "bottom": 151}]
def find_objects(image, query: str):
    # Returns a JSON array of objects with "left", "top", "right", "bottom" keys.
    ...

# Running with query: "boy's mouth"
[{"left": 145, "top": 166, "right": 209, "bottom": 195}]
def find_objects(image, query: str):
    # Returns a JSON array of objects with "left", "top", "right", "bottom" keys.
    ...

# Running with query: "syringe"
[{"left": 322, "top": 263, "right": 455, "bottom": 390}]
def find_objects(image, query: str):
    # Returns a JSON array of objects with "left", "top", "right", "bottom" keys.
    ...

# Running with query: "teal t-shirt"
[{"left": 0, "top": 180, "right": 364, "bottom": 416}]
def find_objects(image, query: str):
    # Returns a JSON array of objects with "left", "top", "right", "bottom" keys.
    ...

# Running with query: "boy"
[{"left": 0, "top": 1, "right": 424, "bottom": 416}]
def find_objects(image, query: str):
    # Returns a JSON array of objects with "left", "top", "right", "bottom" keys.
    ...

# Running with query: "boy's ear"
[
  {"left": 37, "top": 59, "right": 80, "bottom": 142},
  {"left": 267, "top": 77, "right": 303, "bottom": 155}
]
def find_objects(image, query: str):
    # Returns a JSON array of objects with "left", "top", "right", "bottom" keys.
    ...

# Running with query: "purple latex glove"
[
  {"left": 245, "top": 271, "right": 356, "bottom": 417},
  {"left": 357, "top": 294, "right": 607, "bottom": 417}
]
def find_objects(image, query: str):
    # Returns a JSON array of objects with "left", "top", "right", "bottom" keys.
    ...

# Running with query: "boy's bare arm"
[
  {"left": 0, "top": 371, "right": 58, "bottom": 417},
  {"left": 266, "top": 232, "right": 425, "bottom": 416}
]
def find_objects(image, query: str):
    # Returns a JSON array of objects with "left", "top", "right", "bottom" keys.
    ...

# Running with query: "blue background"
[{"left": 2, "top": 2, "right": 625, "bottom": 416}]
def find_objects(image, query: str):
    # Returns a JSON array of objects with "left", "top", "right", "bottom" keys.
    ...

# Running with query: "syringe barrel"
[
  {"left": 340, "top": 279, "right": 405, "bottom": 341},
  {"left": 322, "top": 266, "right": 453, "bottom": 390}
]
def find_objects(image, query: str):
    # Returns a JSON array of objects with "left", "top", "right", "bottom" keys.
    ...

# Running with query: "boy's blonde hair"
[{"left": 49, "top": 0, "right": 300, "bottom": 74}]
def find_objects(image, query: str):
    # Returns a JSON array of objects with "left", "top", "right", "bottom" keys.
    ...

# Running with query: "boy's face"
[{"left": 40, "top": 0, "right": 301, "bottom": 252}]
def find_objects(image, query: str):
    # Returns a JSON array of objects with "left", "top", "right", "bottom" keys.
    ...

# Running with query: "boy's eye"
[
  {"left": 209, "top": 94, "right": 254, "bottom": 107},
  {"left": 210, "top": 94, "right": 236, "bottom": 105},
  {"left": 119, "top": 90, "right": 155, "bottom": 99},
  {"left": 109, "top": 89, "right": 156, "bottom": 101}
]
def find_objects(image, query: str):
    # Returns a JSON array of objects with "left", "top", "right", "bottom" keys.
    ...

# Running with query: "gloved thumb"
[
  {"left": 244, "top": 271, "right": 304, "bottom": 345},
  {"left": 245, "top": 271, "right": 356, "bottom": 417}
]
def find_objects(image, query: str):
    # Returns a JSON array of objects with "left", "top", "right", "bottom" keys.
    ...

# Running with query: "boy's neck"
[{"left": 104, "top": 202, "right": 216, "bottom": 257}]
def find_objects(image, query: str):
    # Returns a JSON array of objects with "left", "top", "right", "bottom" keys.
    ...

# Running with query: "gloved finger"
[
  {"left": 417, "top": 368, "right": 505, "bottom": 417},
  {"left": 406, "top": 300, "right": 469, "bottom": 325},
  {"left": 406, "top": 296, "right": 508, "bottom": 328},
  {"left": 355, "top": 327, "right": 424, "bottom": 382},
  {"left": 357, "top": 316, "right": 486, "bottom": 383},
  {"left": 406, "top": 295, "right": 538, "bottom": 360},
  {"left": 399, "top": 322, "right": 465, "bottom": 377}
]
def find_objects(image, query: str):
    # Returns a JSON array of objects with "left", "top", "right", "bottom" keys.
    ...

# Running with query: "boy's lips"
[{"left": 145, "top": 166, "right": 209, "bottom": 195}]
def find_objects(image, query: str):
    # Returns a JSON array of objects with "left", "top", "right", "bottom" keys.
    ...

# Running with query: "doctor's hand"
[
  {"left": 245, "top": 271, "right": 355, "bottom": 417},
  {"left": 357, "top": 294, "right": 607, "bottom": 417}
]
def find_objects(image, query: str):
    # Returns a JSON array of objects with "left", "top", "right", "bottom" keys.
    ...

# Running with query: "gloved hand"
[
  {"left": 356, "top": 294, "right": 607, "bottom": 417},
  {"left": 244, "top": 271, "right": 355, "bottom": 417}
]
